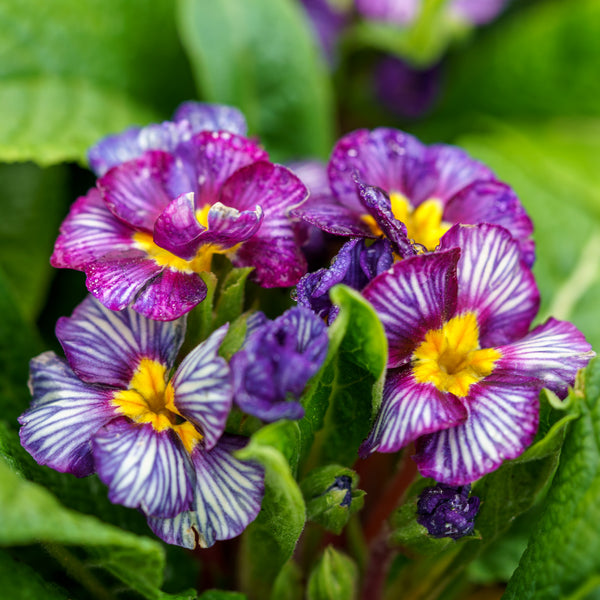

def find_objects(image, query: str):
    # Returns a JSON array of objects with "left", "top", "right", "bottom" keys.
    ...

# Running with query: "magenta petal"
[
  {"left": 360, "top": 368, "right": 467, "bottom": 456},
  {"left": 148, "top": 436, "right": 264, "bottom": 548},
  {"left": 443, "top": 181, "right": 534, "bottom": 267},
  {"left": 414, "top": 382, "right": 540, "bottom": 485},
  {"left": 408, "top": 144, "right": 494, "bottom": 207},
  {"left": 362, "top": 250, "right": 459, "bottom": 368},
  {"left": 328, "top": 128, "right": 426, "bottom": 210},
  {"left": 98, "top": 151, "right": 174, "bottom": 231},
  {"left": 440, "top": 224, "right": 539, "bottom": 347},
  {"left": 293, "top": 199, "right": 374, "bottom": 237},
  {"left": 51, "top": 188, "right": 135, "bottom": 270},
  {"left": 84, "top": 253, "right": 161, "bottom": 312},
  {"left": 131, "top": 268, "right": 208, "bottom": 321},
  {"left": 93, "top": 418, "right": 195, "bottom": 518},
  {"left": 167, "top": 131, "right": 268, "bottom": 202},
  {"left": 56, "top": 295, "right": 185, "bottom": 387},
  {"left": 19, "top": 352, "right": 117, "bottom": 477},
  {"left": 172, "top": 325, "right": 232, "bottom": 450},
  {"left": 492, "top": 318, "right": 595, "bottom": 398}
]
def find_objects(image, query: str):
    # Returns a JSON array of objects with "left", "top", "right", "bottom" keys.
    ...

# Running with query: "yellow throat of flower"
[
  {"left": 412, "top": 312, "right": 501, "bottom": 398},
  {"left": 112, "top": 358, "right": 202, "bottom": 453},
  {"left": 362, "top": 192, "right": 451, "bottom": 251}
]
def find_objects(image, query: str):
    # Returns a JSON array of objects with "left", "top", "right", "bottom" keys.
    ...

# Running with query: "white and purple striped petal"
[
  {"left": 97, "top": 151, "right": 174, "bottom": 232},
  {"left": 414, "top": 382, "right": 540, "bottom": 485},
  {"left": 148, "top": 436, "right": 265, "bottom": 548},
  {"left": 362, "top": 250, "right": 459, "bottom": 368},
  {"left": 93, "top": 418, "right": 196, "bottom": 518},
  {"left": 359, "top": 367, "right": 467, "bottom": 456},
  {"left": 56, "top": 296, "right": 186, "bottom": 387},
  {"left": 19, "top": 352, "right": 118, "bottom": 477},
  {"left": 51, "top": 188, "right": 136, "bottom": 270},
  {"left": 355, "top": 0, "right": 420, "bottom": 26},
  {"left": 222, "top": 162, "right": 308, "bottom": 287},
  {"left": 440, "top": 224, "right": 539, "bottom": 347},
  {"left": 328, "top": 128, "right": 426, "bottom": 211},
  {"left": 492, "top": 318, "right": 595, "bottom": 398},
  {"left": 444, "top": 182, "right": 535, "bottom": 267},
  {"left": 172, "top": 325, "right": 232, "bottom": 450}
]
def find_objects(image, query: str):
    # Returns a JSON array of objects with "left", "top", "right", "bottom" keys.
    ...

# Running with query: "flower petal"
[
  {"left": 415, "top": 382, "right": 540, "bottom": 484},
  {"left": 440, "top": 223, "right": 539, "bottom": 346},
  {"left": 19, "top": 352, "right": 117, "bottom": 477},
  {"left": 328, "top": 128, "right": 426, "bottom": 209},
  {"left": 98, "top": 151, "right": 174, "bottom": 231},
  {"left": 51, "top": 188, "right": 136, "bottom": 270},
  {"left": 172, "top": 325, "right": 232, "bottom": 450},
  {"left": 88, "top": 126, "right": 143, "bottom": 176},
  {"left": 56, "top": 295, "right": 186, "bottom": 387},
  {"left": 173, "top": 101, "right": 248, "bottom": 136},
  {"left": 131, "top": 268, "right": 208, "bottom": 321},
  {"left": 293, "top": 199, "right": 375, "bottom": 237},
  {"left": 492, "top": 318, "right": 594, "bottom": 398},
  {"left": 359, "top": 367, "right": 467, "bottom": 456},
  {"left": 362, "top": 249, "right": 459, "bottom": 368},
  {"left": 221, "top": 162, "right": 308, "bottom": 286},
  {"left": 93, "top": 418, "right": 195, "bottom": 518},
  {"left": 166, "top": 131, "right": 268, "bottom": 201},
  {"left": 443, "top": 181, "right": 534, "bottom": 267},
  {"left": 148, "top": 436, "right": 265, "bottom": 548}
]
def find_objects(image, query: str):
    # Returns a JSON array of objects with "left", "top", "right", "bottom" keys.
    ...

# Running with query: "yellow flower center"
[
  {"left": 112, "top": 358, "right": 202, "bottom": 453},
  {"left": 412, "top": 312, "right": 501, "bottom": 397},
  {"left": 132, "top": 203, "right": 226, "bottom": 274},
  {"left": 362, "top": 192, "right": 451, "bottom": 251}
]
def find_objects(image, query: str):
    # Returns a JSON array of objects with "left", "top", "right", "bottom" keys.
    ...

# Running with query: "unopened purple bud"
[{"left": 416, "top": 483, "right": 480, "bottom": 540}]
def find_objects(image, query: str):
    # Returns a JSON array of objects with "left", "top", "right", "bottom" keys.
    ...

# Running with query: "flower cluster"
[{"left": 19, "top": 101, "right": 594, "bottom": 552}]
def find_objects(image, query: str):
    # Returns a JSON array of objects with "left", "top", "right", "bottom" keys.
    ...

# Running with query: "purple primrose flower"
[
  {"left": 359, "top": 224, "right": 594, "bottom": 484},
  {"left": 296, "top": 128, "right": 534, "bottom": 266},
  {"left": 52, "top": 104, "right": 309, "bottom": 321},
  {"left": 417, "top": 483, "right": 480, "bottom": 539},
  {"left": 231, "top": 307, "right": 329, "bottom": 421},
  {"left": 19, "top": 295, "right": 264, "bottom": 549}
]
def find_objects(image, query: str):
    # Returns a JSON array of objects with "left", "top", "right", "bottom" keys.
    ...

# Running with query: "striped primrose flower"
[
  {"left": 231, "top": 307, "right": 329, "bottom": 421},
  {"left": 52, "top": 109, "right": 308, "bottom": 321},
  {"left": 19, "top": 296, "right": 264, "bottom": 548},
  {"left": 295, "top": 128, "right": 534, "bottom": 265},
  {"left": 359, "top": 224, "right": 593, "bottom": 484}
]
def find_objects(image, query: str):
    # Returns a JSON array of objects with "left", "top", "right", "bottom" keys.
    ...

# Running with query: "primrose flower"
[
  {"left": 296, "top": 237, "right": 393, "bottom": 323},
  {"left": 52, "top": 104, "right": 308, "bottom": 321},
  {"left": 296, "top": 128, "right": 534, "bottom": 265},
  {"left": 19, "top": 296, "right": 264, "bottom": 548},
  {"left": 231, "top": 307, "right": 329, "bottom": 421},
  {"left": 359, "top": 224, "right": 593, "bottom": 484}
]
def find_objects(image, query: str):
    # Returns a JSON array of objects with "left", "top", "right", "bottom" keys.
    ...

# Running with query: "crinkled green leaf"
[
  {"left": 0, "top": 163, "right": 68, "bottom": 320},
  {"left": 299, "top": 285, "right": 387, "bottom": 470},
  {"left": 504, "top": 359, "right": 600, "bottom": 599},
  {"left": 177, "top": 0, "right": 333, "bottom": 161},
  {"left": 0, "top": 549, "right": 71, "bottom": 600},
  {"left": 237, "top": 437, "right": 306, "bottom": 599},
  {"left": 0, "top": 0, "right": 195, "bottom": 165},
  {"left": 0, "top": 457, "right": 167, "bottom": 599},
  {"left": 307, "top": 546, "right": 358, "bottom": 600}
]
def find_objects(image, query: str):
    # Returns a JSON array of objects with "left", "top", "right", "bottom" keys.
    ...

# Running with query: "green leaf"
[
  {"left": 299, "top": 285, "right": 387, "bottom": 470},
  {"left": 237, "top": 437, "right": 306, "bottom": 599},
  {"left": 0, "top": 0, "right": 195, "bottom": 165},
  {"left": 0, "top": 549, "right": 70, "bottom": 600},
  {"left": 301, "top": 465, "right": 365, "bottom": 535},
  {"left": 198, "top": 592, "right": 246, "bottom": 600},
  {"left": 270, "top": 561, "right": 303, "bottom": 600},
  {"left": 504, "top": 358, "right": 600, "bottom": 599},
  {"left": 306, "top": 546, "right": 358, "bottom": 600},
  {"left": 437, "top": 0, "right": 600, "bottom": 120},
  {"left": 214, "top": 267, "right": 253, "bottom": 329},
  {"left": 177, "top": 0, "right": 334, "bottom": 161},
  {"left": 0, "top": 163, "right": 68, "bottom": 319},
  {"left": 0, "top": 457, "right": 167, "bottom": 599}
]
